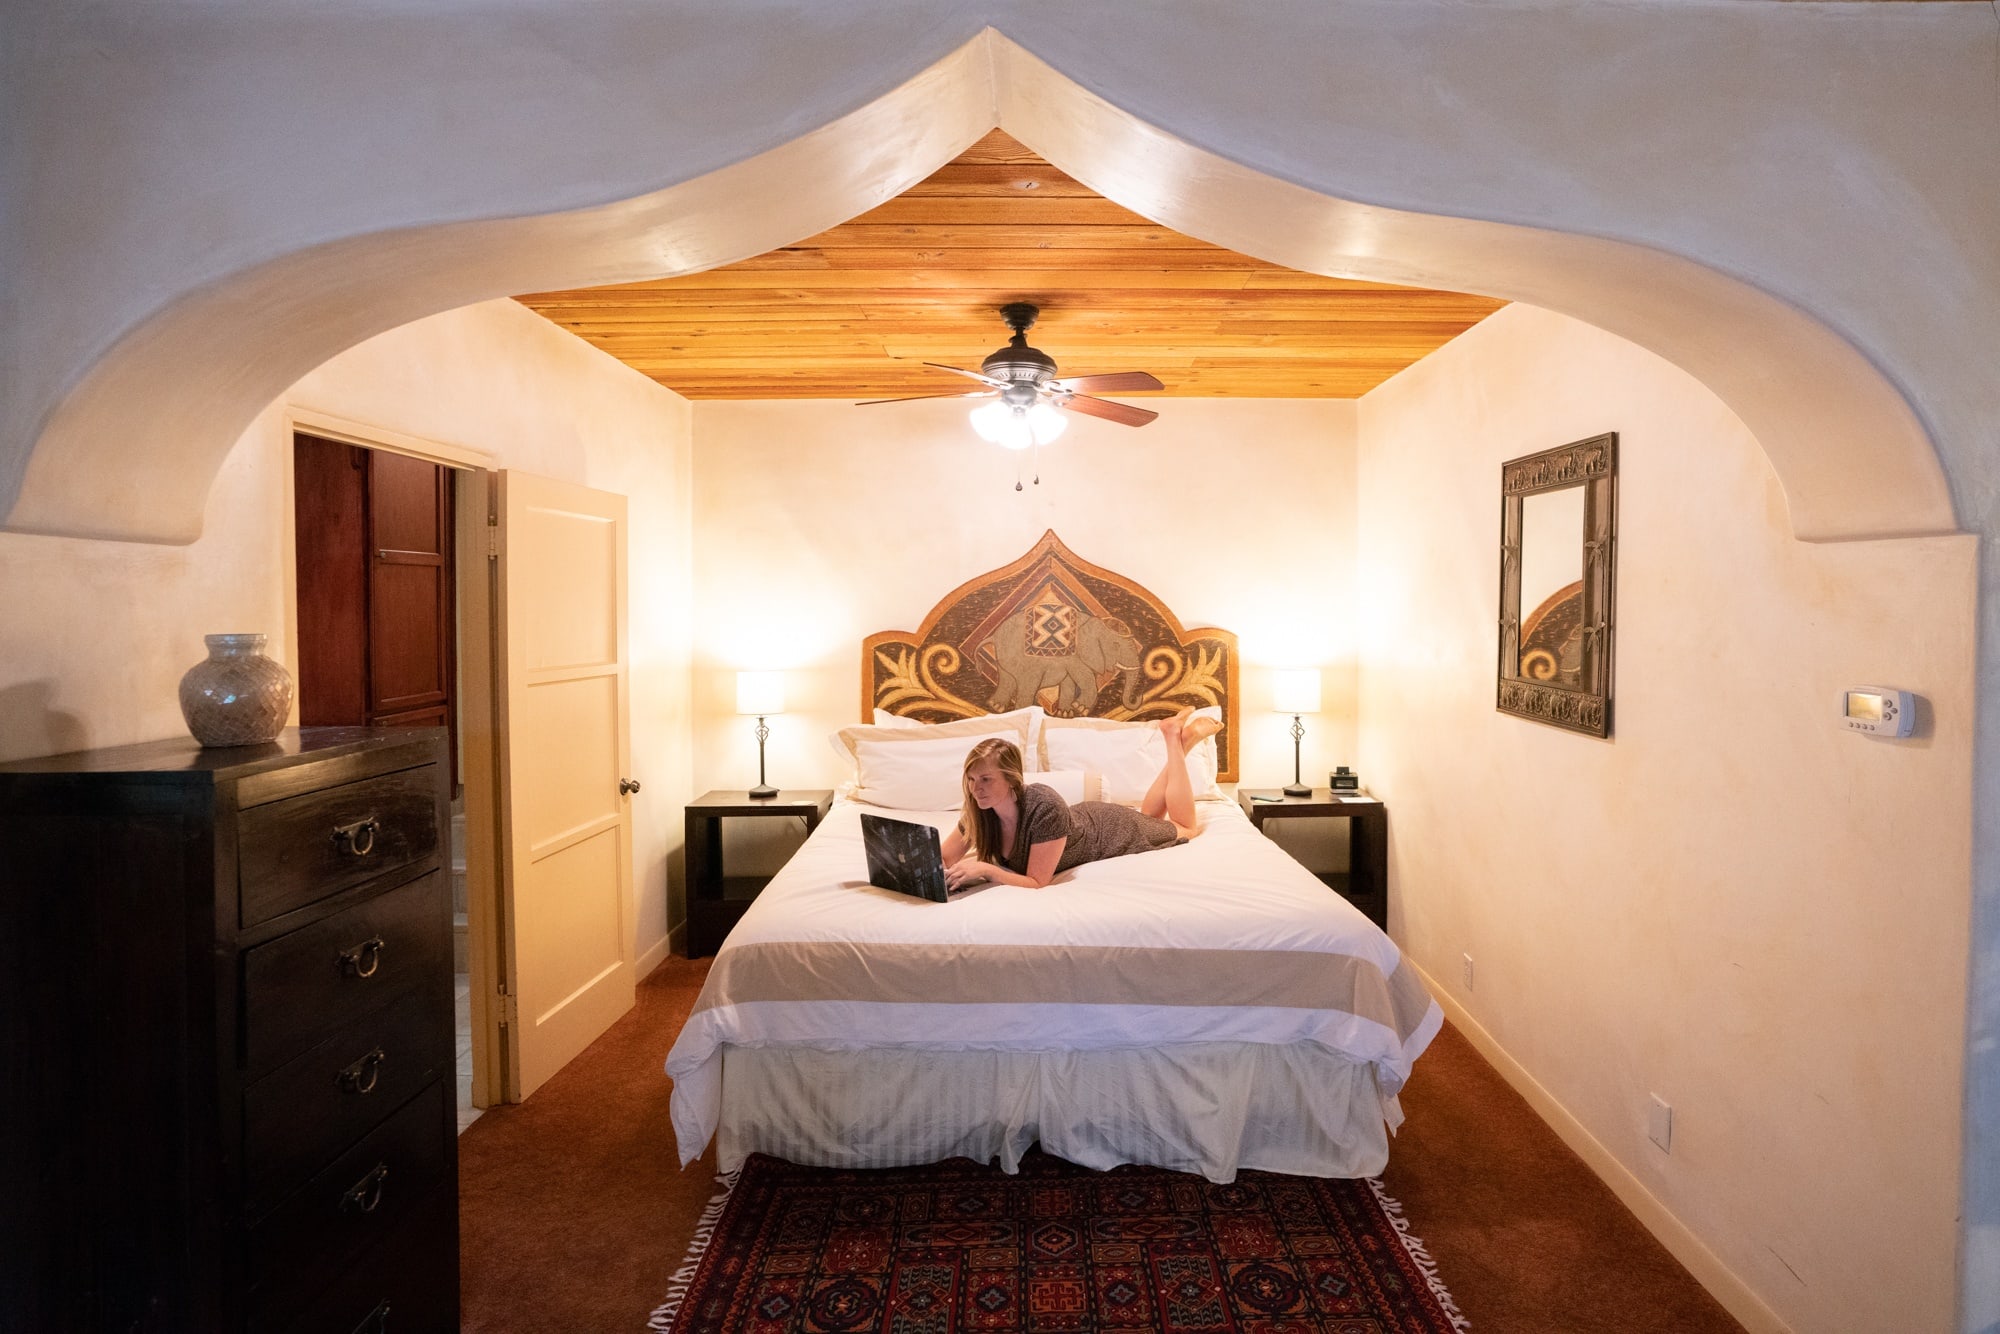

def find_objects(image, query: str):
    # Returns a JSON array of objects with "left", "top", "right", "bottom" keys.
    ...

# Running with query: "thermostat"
[{"left": 1842, "top": 687, "right": 1913, "bottom": 737}]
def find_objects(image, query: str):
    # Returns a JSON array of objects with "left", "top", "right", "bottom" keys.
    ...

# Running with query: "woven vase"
[{"left": 177, "top": 633, "right": 295, "bottom": 747}]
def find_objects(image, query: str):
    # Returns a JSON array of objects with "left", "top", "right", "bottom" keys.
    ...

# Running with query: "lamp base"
[
  {"left": 748, "top": 784, "right": 778, "bottom": 799},
  {"left": 1282, "top": 782, "right": 1313, "bottom": 798}
]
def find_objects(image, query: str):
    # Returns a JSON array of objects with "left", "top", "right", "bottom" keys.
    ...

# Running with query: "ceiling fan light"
[
  {"left": 968, "top": 399, "right": 1011, "bottom": 443},
  {"left": 1026, "top": 401, "right": 1068, "bottom": 445},
  {"left": 996, "top": 410, "right": 1034, "bottom": 450}
]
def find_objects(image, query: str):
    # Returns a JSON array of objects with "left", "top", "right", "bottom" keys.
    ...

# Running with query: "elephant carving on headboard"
[
  {"left": 986, "top": 604, "right": 1143, "bottom": 716},
  {"left": 862, "top": 531, "right": 1240, "bottom": 782}
]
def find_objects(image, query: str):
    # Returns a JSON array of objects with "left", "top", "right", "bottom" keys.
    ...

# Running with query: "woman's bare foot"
[
  {"left": 1161, "top": 706, "right": 1193, "bottom": 748},
  {"left": 1181, "top": 714, "right": 1223, "bottom": 751}
]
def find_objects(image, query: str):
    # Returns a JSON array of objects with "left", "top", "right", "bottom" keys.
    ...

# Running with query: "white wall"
[
  {"left": 0, "top": 298, "right": 696, "bottom": 966},
  {"left": 1357, "top": 303, "right": 1975, "bottom": 1333},
  {"left": 689, "top": 397, "right": 1357, "bottom": 823}
]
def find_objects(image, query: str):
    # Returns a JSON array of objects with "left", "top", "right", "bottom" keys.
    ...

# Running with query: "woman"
[{"left": 940, "top": 708, "right": 1221, "bottom": 890}]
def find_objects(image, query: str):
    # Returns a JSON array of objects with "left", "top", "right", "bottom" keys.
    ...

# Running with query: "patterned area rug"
[{"left": 649, "top": 1152, "right": 1469, "bottom": 1332}]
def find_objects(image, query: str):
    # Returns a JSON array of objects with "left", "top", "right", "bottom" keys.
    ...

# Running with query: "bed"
[{"left": 666, "top": 532, "right": 1441, "bottom": 1182}]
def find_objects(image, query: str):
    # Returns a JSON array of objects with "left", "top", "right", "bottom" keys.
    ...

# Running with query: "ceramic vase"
[{"left": 178, "top": 633, "right": 295, "bottom": 747}]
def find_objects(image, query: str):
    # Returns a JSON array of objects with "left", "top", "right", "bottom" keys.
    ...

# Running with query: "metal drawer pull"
[
  {"left": 337, "top": 936, "right": 387, "bottom": 978},
  {"left": 332, "top": 817, "right": 380, "bottom": 856},
  {"left": 337, "top": 1046, "right": 388, "bottom": 1094},
  {"left": 340, "top": 1162, "right": 390, "bottom": 1214},
  {"left": 353, "top": 1301, "right": 392, "bottom": 1334}
]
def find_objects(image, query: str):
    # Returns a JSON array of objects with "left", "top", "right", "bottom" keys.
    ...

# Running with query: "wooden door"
[
  {"left": 292, "top": 434, "right": 458, "bottom": 786},
  {"left": 366, "top": 450, "right": 455, "bottom": 737},
  {"left": 493, "top": 471, "right": 635, "bottom": 1098}
]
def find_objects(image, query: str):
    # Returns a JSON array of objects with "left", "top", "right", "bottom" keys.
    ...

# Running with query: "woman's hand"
[{"left": 944, "top": 857, "right": 995, "bottom": 890}]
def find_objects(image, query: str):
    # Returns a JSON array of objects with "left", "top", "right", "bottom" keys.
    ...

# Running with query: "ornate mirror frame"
[{"left": 1497, "top": 432, "right": 1618, "bottom": 737}]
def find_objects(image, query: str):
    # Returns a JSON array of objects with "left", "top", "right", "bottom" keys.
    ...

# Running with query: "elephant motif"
[{"left": 983, "top": 603, "right": 1144, "bottom": 715}]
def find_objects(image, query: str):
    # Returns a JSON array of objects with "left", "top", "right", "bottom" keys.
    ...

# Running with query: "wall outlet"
[
  {"left": 1462, "top": 953, "right": 1474, "bottom": 990},
  {"left": 1648, "top": 1094, "right": 1673, "bottom": 1152}
]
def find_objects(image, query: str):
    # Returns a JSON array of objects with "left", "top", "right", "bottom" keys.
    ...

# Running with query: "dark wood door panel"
[
  {"left": 366, "top": 450, "right": 445, "bottom": 555},
  {"left": 295, "top": 435, "right": 460, "bottom": 792},
  {"left": 368, "top": 561, "right": 448, "bottom": 711},
  {"left": 293, "top": 435, "right": 368, "bottom": 725}
]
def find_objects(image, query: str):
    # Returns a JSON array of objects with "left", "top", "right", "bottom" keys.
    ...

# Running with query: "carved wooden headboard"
[{"left": 862, "top": 531, "right": 1240, "bottom": 782}]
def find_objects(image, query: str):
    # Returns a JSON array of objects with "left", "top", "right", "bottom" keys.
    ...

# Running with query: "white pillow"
[
  {"left": 829, "top": 710, "right": 1032, "bottom": 771},
  {"left": 839, "top": 707, "right": 1045, "bottom": 770},
  {"left": 1026, "top": 769, "right": 1096, "bottom": 805},
  {"left": 851, "top": 729, "right": 1019, "bottom": 810},
  {"left": 1040, "top": 707, "right": 1224, "bottom": 804}
]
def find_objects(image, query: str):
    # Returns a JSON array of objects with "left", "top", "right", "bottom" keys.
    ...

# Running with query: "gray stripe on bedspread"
[{"left": 693, "top": 942, "right": 1436, "bottom": 1045}]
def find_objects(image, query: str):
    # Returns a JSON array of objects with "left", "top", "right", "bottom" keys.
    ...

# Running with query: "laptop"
[{"left": 859, "top": 813, "right": 962, "bottom": 903}]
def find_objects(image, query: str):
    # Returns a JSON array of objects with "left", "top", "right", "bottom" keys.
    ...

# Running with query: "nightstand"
[
  {"left": 685, "top": 789, "right": 833, "bottom": 956},
  {"left": 1238, "top": 788, "right": 1388, "bottom": 929}
]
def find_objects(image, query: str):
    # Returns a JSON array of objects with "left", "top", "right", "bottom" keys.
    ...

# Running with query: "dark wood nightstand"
[
  {"left": 1238, "top": 788, "right": 1388, "bottom": 929},
  {"left": 685, "top": 789, "right": 834, "bottom": 956}
]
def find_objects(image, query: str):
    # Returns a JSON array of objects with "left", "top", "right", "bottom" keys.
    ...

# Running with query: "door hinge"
[
  {"left": 486, "top": 520, "right": 500, "bottom": 561},
  {"left": 497, "top": 988, "right": 518, "bottom": 1028}
]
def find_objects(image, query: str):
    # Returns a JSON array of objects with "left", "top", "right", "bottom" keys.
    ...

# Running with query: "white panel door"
[{"left": 495, "top": 471, "right": 635, "bottom": 1098}]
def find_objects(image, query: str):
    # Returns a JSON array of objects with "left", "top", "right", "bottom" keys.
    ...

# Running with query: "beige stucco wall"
[
  {"left": 1357, "top": 302, "right": 1976, "bottom": 1333},
  {"left": 688, "top": 398, "right": 1357, "bottom": 817},
  {"left": 0, "top": 298, "right": 697, "bottom": 966}
]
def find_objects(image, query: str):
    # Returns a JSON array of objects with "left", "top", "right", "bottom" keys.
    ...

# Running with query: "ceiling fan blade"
[
  {"left": 1052, "top": 371, "right": 1164, "bottom": 394},
  {"left": 1062, "top": 394, "right": 1159, "bottom": 428},
  {"left": 856, "top": 390, "right": 997, "bottom": 407},
  {"left": 923, "top": 361, "right": 1010, "bottom": 389}
]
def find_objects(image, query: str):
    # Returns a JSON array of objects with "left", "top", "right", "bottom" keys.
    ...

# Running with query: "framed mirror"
[{"left": 1498, "top": 433, "right": 1617, "bottom": 736}]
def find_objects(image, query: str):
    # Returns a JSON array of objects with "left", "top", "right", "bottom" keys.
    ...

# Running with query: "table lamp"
[
  {"left": 1272, "top": 669, "right": 1322, "bottom": 798},
  {"left": 736, "top": 671, "right": 785, "bottom": 798}
]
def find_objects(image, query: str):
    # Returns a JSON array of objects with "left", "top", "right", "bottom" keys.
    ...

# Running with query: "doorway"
[{"left": 291, "top": 427, "right": 490, "bottom": 1131}]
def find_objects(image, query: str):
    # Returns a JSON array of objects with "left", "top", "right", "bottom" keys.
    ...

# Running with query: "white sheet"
[{"left": 666, "top": 794, "right": 1441, "bottom": 1169}]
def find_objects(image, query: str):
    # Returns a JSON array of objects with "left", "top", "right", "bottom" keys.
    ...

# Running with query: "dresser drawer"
[
  {"left": 238, "top": 764, "right": 441, "bottom": 928},
  {"left": 243, "top": 986, "right": 452, "bottom": 1217},
  {"left": 262, "top": 1182, "right": 459, "bottom": 1334},
  {"left": 248, "top": 1079, "right": 452, "bottom": 1325},
  {"left": 242, "top": 873, "right": 451, "bottom": 1073}
]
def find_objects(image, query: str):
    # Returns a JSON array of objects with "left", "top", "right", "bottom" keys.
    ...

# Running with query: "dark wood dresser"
[{"left": 0, "top": 727, "right": 459, "bottom": 1333}]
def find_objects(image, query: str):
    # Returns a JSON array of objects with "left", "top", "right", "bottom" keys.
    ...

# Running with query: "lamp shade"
[
  {"left": 736, "top": 671, "right": 785, "bottom": 716},
  {"left": 1272, "top": 668, "right": 1322, "bottom": 714},
  {"left": 969, "top": 400, "right": 1068, "bottom": 450}
]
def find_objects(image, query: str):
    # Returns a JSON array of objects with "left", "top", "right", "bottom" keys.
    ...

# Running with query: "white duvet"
[{"left": 665, "top": 793, "right": 1441, "bottom": 1167}]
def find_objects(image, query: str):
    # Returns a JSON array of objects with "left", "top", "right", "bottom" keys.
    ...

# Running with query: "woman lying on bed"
[{"left": 941, "top": 708, "right": 1223, "bottom": 890}]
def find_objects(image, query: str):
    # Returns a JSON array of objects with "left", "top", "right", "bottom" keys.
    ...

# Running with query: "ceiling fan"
[{"left": 859, "top": 302, "right": 1164, "bottom": 449}]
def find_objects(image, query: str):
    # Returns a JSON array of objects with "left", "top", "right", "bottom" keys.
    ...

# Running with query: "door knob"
[{"left": 619, "top": 778, "right": 642, "bottom": 796}]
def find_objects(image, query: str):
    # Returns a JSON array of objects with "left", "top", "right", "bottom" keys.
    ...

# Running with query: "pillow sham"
[
  {"left": 835, "top": 707, "right": 1041, "bottom": 770},
  {"left": 1039, "top": 706, "right": 1223, "bottom": 804},
  {"left": 851, "top": 729, "right": 1021, "bottom": 810},
  {"left": 876, "top": 704, "right": 1048, "bottom": 756}
]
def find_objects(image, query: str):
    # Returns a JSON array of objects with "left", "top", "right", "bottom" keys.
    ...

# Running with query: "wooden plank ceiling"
[{"left": 514, "top": 131, "right": 1507, "bottom": 400}]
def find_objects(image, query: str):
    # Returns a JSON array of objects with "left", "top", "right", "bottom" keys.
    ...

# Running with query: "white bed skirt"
[{"left": 714, "top": 1041, "right": 1400, "bottom": 1183}]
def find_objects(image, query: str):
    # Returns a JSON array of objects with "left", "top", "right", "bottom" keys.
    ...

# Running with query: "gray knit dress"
[{"left": 1000, "top": 782, "right": 1182, "bottom": 876}]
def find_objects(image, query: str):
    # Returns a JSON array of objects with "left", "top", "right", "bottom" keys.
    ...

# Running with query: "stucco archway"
[{"left": 3, "top": 32, "right": 1955, "bottom": 547}]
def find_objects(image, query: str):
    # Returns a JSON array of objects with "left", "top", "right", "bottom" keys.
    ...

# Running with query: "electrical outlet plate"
[
  {"left": 1648, "top": 1094, "right": 1673, "bottom": 1152},
  {"left": 1462, "top": 953, "right": 1474, "bottom": 990}
]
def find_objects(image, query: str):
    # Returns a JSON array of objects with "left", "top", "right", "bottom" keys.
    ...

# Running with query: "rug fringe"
[
  {"left": 1366, "top": 1176, "right": 1473, "bottom": 1332},
  {"left": 645, "top": 1167, "right": 741, "bottom": 1333}
]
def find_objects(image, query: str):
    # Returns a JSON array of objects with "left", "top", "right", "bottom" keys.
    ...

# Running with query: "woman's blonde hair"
[{"left": 959, "top": 737, "right": 1027, "bottom": 864}]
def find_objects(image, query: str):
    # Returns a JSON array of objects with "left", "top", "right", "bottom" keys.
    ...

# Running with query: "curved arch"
[{"left": 4, "top": 29, "right": 1953, "bottom": 545}]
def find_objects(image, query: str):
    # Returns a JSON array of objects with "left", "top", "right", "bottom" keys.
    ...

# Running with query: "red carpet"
[
  {"left": 650, "top": 1150, "right": 1467, "bottom": 1333},
  {"left": 458, "top": 958, "right": 1743, "bottom": 1333}
]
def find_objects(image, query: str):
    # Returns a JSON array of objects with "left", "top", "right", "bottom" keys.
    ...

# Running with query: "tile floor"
[{"left": 455, "top": 972, "right": 482, "bottom": 1134}]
